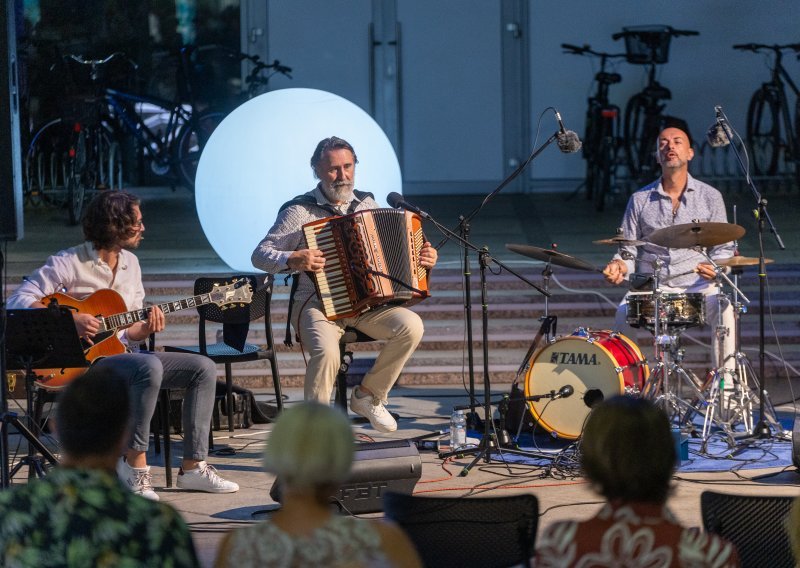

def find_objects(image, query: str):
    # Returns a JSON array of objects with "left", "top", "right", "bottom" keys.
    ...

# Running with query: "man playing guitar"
[{"left": 8, "top": 191, "right": 238, "bottom": 500}]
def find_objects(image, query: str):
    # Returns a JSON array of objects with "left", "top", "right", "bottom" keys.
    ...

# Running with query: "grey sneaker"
[
  {"left": 116, "top": 457, "right": 159, "bottom": 501},
  {"left": 350, "top": 387, "right": 397, "bottom": 432},
  {"left": 176, "top": 462, "right": 239, "bottom": 493}
]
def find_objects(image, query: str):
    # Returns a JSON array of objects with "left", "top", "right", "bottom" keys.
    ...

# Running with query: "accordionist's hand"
[
  {"left": 419, "top": 242, "right": 437, "bottom": 269},
  {"left": 288, "top": 249, "right": 326, "bottom": 272}
]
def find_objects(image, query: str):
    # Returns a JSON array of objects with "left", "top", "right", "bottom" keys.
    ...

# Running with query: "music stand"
[{"left": 2, "top": 307, "right": 88, "bottom": 486}]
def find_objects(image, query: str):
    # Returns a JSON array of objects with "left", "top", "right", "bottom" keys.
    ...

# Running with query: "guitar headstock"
[{"left": 210, "top": 278, "right": 254, "bottom": 308}]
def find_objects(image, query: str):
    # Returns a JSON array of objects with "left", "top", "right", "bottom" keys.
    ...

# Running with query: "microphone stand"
[
  {"left": 715, "top": 106, "right": 785, "bottom": 439},
  {"left": 426, "top": 212, "right": 549, "bottom": 475},
  {"left": 435, "top": 129, "right": 562, "bottom": 430}
]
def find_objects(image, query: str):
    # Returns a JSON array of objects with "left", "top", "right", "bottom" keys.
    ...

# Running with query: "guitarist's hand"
[
  {"left": 74, "top": 312, "right": 102, "bottom": 345},
  {"left": 127, "top": 305, "right": 166, "bottom": 342}
]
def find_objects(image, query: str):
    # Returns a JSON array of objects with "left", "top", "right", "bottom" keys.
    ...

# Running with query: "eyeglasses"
[{"left": 132, "top": 220, "right": 144, "bottom": 229}]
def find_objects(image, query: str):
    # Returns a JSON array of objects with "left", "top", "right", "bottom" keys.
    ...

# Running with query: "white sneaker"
[
  {"left": 176, "top": 461, "right": 239, "bottom": 493},
  {"left": 350, "top": 387, "right": 397, "bottom": 433},
  {"left": 116, "top": 457, "right": 159, "bottom": 501}
]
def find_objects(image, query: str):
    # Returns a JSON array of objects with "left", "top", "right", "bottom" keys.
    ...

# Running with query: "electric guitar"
[{"left": 34, "top": 278, "right": 253, "bottom": 388}]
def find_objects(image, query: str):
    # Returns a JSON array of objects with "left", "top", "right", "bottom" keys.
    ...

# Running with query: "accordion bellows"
[{"left": 302, "top": 209, "right": 430, "bottom": 320}]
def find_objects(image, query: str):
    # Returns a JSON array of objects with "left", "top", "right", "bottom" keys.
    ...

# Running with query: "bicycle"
[
  {"left": 734, "top": 42, "right": 800, "bottom": 178},
  {"left": 562, "top": 43, "right": 626, "bottom": 211},
  {"left": 613, "top": 25, "right": 699, "bottom": 184},
  {"left": 181, "top": 44, "right": 292, "bottom": 111},
  {"left": 24, "top": 52, "right": 127, "bottom": 223}
]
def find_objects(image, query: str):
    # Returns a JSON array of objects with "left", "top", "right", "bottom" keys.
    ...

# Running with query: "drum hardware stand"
[
  {"left": 640, "top": 259, "right": 717, "bottom": 436},
  {"left": 2, "top": 307, "right": 88, "bottom": 486},
  {"left": 713, "top": 105, "right": 786, "bottom": 439}
]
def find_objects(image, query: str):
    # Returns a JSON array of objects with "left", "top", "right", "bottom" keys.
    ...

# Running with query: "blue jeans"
[{"left": 92, "top": 352, "right": 217, "bottom": 460}]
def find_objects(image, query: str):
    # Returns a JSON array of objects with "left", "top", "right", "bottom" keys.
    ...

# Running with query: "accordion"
[{"left": 302, "top": 208, "right": 430, "bottom": 320}]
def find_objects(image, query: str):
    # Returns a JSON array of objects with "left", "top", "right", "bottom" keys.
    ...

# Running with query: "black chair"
[
  {"left": 164, "top": 275, "right": 283, "bottom": 431},
  {"left": 383, "top": 492, "right": 538, "bottom": 568},
  {"left": 701, "top": 490, "right": 795, "bottom": 568}
]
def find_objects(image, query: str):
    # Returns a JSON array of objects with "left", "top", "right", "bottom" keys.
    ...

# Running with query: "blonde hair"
[{"left": 263, "top": 402, "right": 354, "bottom": 490}]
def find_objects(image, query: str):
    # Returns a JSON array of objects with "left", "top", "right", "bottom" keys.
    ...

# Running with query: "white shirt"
[{"left": 8, "top": 242, "right": 145, "bottom": 344}]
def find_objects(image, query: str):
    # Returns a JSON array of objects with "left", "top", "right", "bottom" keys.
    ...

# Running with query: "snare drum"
[
  {"left": 523, "top": 329, "right": 648, "bottom": 440},
  {"left": 626, "top": 292, "right": 705, "bottom": 331}
]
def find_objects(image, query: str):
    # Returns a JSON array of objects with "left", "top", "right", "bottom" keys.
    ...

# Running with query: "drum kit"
[{"left": 506, "top": 221, "right": 778, "bottom": 449}]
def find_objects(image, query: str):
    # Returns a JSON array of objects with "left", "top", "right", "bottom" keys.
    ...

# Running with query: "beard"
[{"left": 322, "top": 180, "right": 354, "bottom": 203}]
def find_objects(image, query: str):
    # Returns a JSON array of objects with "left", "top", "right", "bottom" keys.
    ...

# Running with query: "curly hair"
[
  {"left": 82, "top": 191, "right": 141, "bottom": 250},
  {"left": 309, "top": 136, "right": 358, "bottom": 178},
  {"left": 581, "top": 396, "right": 676, "bottom": 504}
]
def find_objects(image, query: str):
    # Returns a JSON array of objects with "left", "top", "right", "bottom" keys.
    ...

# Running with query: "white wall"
[
  {"left": 260, "top": 1, "right": 800, "bottom": 190},
  {"left": 530, "top": 1, "right": 800, "bottom": 179}
]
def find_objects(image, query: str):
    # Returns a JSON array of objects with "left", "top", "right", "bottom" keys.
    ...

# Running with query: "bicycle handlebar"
[
  {"left": 733, "top": 42, "right": 800, "bottom": 53},
  {"left": 63, "top": 52, "right": 139, "bottom": 71},
  {"left": 561, "top": 43, "right": 626, "bottom": 59}
]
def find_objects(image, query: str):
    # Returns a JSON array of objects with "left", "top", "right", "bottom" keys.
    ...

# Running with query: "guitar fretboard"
[{"left": 101, "top": 293, "right": 216, "bottom": 331}]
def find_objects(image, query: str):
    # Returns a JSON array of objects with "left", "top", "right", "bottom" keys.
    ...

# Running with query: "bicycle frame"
[
  {"left": 105, "top": 88, "right": 192, "bottom": 169},
  {"left": 769, "top": 51, "right": 800, "bottom": 156}
]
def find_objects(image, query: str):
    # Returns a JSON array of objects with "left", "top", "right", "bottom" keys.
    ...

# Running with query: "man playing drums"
[{"left": 602, "top": 120, "right": 737, "bottom": 414}]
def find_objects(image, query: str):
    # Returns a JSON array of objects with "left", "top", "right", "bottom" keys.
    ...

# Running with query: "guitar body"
[
  {"left": 31, "top": 279, "right": 253, "bottom": 389},
  {"left": 35, "top": 289, "right": 128, "bottom": 389}
]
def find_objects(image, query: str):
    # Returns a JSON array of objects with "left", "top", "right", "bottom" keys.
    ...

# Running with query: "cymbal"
[
  {"left": 647, "top": 222, "right": 745, "bottom": 249},
  {"left": 505, "top": 243, "right": 598, "bottom": 272},
  {"left": 592, "top": 236, "right": 647, "bottom": 246},
  {"left": 717, "top": 256, "right": 774, "bottom": 267}
]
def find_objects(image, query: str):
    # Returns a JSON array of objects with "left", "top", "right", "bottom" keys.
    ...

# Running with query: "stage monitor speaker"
[
  {"left": 0, "top": 0, "right": 22, "bottom": 242},
  {"left": 269, "top": 439, "right": 422, "bottom": 514}
]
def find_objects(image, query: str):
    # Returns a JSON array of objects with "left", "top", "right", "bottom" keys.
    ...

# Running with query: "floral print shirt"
[
  {"left": 535, "top": 501, "right": 740, "bottom": 567},
  {"left": 0, "top": 467, "right": 198, "bottom": 567}
]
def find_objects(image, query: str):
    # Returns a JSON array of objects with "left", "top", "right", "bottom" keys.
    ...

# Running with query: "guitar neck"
[{"left": 101, "top": 293, "right": 213, "bottom": 332}]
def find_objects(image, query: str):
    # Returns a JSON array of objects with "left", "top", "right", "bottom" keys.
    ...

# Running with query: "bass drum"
[{"left": 523, "top": 329, "right": 649, "bottom": 440}]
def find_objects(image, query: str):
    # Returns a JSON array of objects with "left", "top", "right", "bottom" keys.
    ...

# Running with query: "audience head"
[
  {"left": 263, "top": 402, "right": 354, "bottom": 497},
  {"left": 55, "top": 367, "right": 131, "bottom": 460},
  {"left": 581, "top": 396, "right": 675, "bottom": 504}
]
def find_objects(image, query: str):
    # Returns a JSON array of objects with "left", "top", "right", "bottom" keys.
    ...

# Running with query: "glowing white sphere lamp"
[{"left": 195, "top": 88, "right": 402, "bottom": 273}]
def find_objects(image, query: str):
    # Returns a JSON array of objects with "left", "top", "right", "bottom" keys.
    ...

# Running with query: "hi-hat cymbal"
[
  {"left": 505, "top": 243, "right": 598, "bottom": 272},
  {"left": 647, "top": 222, "right": 745, "bottom": 249},
  {"left": 592, "top": 236, "right": 647, "bottom": 246},
  {"left": 717, "top": 256, "right": 774, "bottom": 267}
]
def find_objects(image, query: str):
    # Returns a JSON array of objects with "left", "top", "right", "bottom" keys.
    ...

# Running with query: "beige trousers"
[{"left": 293, "top": 298, "right": 424, "bottom": 404}]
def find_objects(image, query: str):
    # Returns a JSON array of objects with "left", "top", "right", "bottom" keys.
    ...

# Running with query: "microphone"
[
  {"left": 387, "top": 192, "right": 431, "bottom": 219},
  {"left": 706, "top": 106, "right": 732, "bottom": 148},
  {"left": 553, "top": 384, "right": 574, "bottom": 400},
  {"left": 554, "top": 109, "right": 582, "bottom": 153}
]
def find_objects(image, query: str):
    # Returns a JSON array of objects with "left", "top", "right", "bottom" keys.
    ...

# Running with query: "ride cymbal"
[
  {"left": 647, "top": 222, "right": 745, "bottom": 249},
  {"left": 592, "top": 236, "right": 647, "bottom": 246},
  {"left": 717, "top": 256, "right": 774, "bottom": 267},
  {"left": 505, "top": 243, "right": 598, "bottom": 272}
]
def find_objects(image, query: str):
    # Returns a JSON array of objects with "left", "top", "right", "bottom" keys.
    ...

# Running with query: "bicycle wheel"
[
  {"left": 174, "top": 111, "right": 225, "bottom": 190},
  {"left": 107, "top": 140, "right": 124, "bottom": 189},
  {"left": 67, "top": 129, "right": 88, "bottom": 225},
  {"left": 746, "top": 86, "right": 781, "bottom": 176},
  {"left": 624, "top": 94, "right": 661, "bottom": 182}
]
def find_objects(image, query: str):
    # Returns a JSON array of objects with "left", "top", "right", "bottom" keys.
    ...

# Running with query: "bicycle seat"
[{"left": 643, "top": 82, "right": 671, "bottom": 100}]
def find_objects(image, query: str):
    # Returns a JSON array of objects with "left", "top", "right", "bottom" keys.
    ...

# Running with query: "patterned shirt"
[
  {"left": 222, "top": 515, "right": 391, "bottom": 568},
  {"left": 613, "top": 175, "right": 734, "bottom": 291},
  {"left": 0, "top": 467, "right": 198, "bottom": 568},
  {"left": 535, "top": 501, "right": 740, "bottom": 568},
  {"left": 251, "top": 185, "right": 379, "bottom": 304}
]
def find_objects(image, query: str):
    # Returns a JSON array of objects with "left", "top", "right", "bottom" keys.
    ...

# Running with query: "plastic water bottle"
[{"left": 450, "top": 409, "right": 467, "bottom": 450}]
